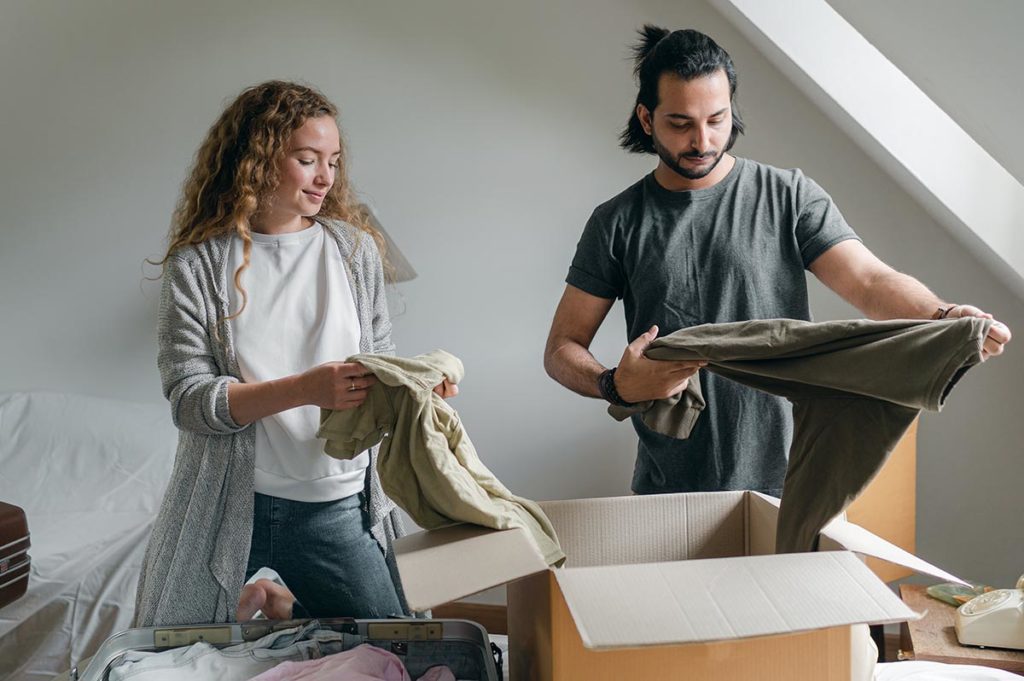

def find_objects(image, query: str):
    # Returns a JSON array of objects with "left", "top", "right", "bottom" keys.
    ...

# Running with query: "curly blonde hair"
[{"left": 156, "top": 80, "right": 384, "bottom": 320}]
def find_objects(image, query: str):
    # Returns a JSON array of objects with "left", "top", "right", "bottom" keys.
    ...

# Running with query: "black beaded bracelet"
[{"left": 598, "top": 367, "right": 634, "bottom": 407}]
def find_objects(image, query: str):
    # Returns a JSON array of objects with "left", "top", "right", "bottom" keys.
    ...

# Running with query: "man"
[{"left": 544, "top": 26, "right": 1011, "bottom": 497}]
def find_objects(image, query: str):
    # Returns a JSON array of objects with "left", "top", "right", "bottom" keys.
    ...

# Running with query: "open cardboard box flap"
[
  {"left": 393, "top": 522, "right": 548, "bottom": 611},
  {"left": 394, "top": 491, "right": 963, "bottom": 648}
]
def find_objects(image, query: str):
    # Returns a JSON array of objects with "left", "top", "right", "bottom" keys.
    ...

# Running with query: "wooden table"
[{"left": 899, "top": 584, "right": 1024, "bottom": 675}]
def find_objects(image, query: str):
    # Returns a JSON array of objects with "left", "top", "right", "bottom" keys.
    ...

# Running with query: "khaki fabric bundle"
[
  {"left": 318, "top": 350, "right": 565, "bottom": 567},
  {"left": 610, "top": 317, "right": 991, "bottom": 554}
]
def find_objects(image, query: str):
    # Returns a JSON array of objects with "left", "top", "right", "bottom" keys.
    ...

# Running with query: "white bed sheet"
[{"left": 0, "top": 392, "right": 176, "bottom": 681}]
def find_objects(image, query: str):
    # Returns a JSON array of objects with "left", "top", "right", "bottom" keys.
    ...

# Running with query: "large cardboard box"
[
  {"left": 394, "top": 491, "right": 961, "bottom": 681},
  {"left": 847, "top": 419, "right": 918, "bottom": 582}
]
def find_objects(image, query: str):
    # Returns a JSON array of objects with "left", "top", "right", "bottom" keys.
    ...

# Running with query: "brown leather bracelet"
[
  {"left": 597, "top": 367, "right": 634, "bottom": 407},
  {"left": 932, "top": 304, "right": 957, "bottom": 320}
]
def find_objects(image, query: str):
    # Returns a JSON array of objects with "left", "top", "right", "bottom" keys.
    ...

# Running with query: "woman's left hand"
[{"left": 433, "top": 378, "right": 459, "bottom": 399}]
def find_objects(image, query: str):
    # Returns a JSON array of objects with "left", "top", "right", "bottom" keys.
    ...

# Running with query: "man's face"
[{"left": 639, "top": 70, "right": 733, "bottom": 181}]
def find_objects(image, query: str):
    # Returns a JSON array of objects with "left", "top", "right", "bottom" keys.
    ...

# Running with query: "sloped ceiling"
[
  {"left": 710, "top": 0, "right": 1024, "bottom": 300},
  {"left": 828, "top": 0, "right": 1024, "bottom": 186}
]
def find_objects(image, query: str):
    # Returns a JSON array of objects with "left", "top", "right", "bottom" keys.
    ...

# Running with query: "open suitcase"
[
  {"left": 0, "top": 500, "right": 30, "bottom": 610},
  {"left": 71, "top": 617, "right": 502, "bottom": 680}
]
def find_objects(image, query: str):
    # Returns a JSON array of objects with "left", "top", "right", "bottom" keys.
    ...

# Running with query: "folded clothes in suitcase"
[
  {"left": 72, "top": 618, "right": 501, "bottom": 681},
  {"left": 0, "top": 500, "right": 30, "bottom": 610}
]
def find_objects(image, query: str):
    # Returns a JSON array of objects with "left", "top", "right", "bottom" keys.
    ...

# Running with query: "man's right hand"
[{"left": 614, "top": 325, "right": 706, "bottom": 403}]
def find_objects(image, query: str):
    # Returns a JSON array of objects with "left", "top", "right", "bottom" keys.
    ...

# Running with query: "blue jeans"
[{"left": 245, "top": 492, "right": 402, "bottom": 618}]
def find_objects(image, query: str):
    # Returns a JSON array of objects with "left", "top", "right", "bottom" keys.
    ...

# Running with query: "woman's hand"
[
  {"left": 433, "top": 378, "right": 458, "bottom": 399},
  {"left": 302, "top": 362, "right": 378, "bottom": 410},
  {"left": 237, "top": 579, "right": 296, "bottom": 621}
]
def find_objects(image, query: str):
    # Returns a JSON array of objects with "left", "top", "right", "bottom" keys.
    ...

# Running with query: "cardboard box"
[
  {"left": 846, "top": 419, "right": 918, "bottom": 582},
  {"left": 394, "top": 491, "right": 962, "bottom": 681}
]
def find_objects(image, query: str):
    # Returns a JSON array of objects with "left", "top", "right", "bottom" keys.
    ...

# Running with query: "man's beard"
[{"left": 652, "top": 132, "right": 725, "bottom": 181}]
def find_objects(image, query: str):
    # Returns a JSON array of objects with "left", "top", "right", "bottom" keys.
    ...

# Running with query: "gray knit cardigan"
[{"left": 134, "top": 220, "right": 409, "bottom": 626}]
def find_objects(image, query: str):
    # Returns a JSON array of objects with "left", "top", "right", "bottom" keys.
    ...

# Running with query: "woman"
[{"left": 135, "top": 80, "right": 451, "bottom": 626}]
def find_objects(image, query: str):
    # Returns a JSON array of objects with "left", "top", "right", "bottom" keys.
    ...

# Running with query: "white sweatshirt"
[{"left": 228, "top": 222, "right": 368, "bottom": 502}]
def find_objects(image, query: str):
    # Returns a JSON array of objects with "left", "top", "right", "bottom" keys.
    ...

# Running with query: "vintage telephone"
[{"left": 955, "top": 574, "right": 1024, "bottom": 650}]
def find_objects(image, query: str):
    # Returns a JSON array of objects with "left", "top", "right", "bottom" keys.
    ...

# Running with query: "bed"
[{"left": 0, "top": 392, "right": 176, "bottom": 681}]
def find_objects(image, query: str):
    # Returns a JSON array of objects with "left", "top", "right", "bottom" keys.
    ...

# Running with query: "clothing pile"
[
  {"left": 318, "top": 350, "right": 565, "bottom": 567},
  {"left": 106, "top": 621, "right": 466, "bottom": 681}
]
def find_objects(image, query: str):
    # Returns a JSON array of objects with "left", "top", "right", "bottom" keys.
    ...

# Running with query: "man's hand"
[
  {"left": 237, "top": 579, "right": 297, "bottom": 621},
  {"left": 943, "top": 305, "right": 1012, "bottom": 360},
  {"left": 614, "top": 325, "right": 707, "bottom": 403}
]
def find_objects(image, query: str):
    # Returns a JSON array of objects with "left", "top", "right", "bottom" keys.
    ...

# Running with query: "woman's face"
[{"left": 264, "top": 115, "right": 341, "bottom": 230}]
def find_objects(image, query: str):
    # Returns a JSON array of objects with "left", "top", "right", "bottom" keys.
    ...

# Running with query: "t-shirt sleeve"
[
  {"left": 565, "top": 208, "right": 623, "bottom": 300},
  {"left": 794, "top": 171, "right": 861, "bottom": 268}
]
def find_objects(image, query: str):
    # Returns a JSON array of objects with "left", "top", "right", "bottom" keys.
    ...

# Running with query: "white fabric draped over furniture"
[{"left": 0, "top": 392, "right": 176, "bottom": 681}]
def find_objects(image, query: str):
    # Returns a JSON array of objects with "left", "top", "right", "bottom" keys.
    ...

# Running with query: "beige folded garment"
[{"left": 318, "top": 350, "right": 565, "bottom": 567}]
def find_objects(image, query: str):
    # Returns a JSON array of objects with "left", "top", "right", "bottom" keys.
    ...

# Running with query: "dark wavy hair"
[{"left": 620, "top": 26, "right": 745, "bottom": 154}]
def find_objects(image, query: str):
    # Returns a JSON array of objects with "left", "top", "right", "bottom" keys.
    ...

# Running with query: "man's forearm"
[
  {"left": 543, "top": 339, "right": 606, "bottom": 399},
  {"left": 859, "top": 268, "right": 946, "bottom": 321}
]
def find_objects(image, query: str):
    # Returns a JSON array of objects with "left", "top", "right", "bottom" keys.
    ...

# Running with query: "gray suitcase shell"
[{"left": 71, "top": 618, "right": 501, "bottom": 681}]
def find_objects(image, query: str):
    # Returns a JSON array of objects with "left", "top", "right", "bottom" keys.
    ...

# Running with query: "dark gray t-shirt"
[{"left": 567, "top": 157, "right": 860, "bottom": 495}]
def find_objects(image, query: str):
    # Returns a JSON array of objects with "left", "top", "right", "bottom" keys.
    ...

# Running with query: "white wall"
[{"left": 1, "top": 0, "right": 1020, "bottom": 586}]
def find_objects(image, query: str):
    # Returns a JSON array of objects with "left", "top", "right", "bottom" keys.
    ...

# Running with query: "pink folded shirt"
[{"left": 245, "top": 644, "right": 454, "bottom": 681}]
